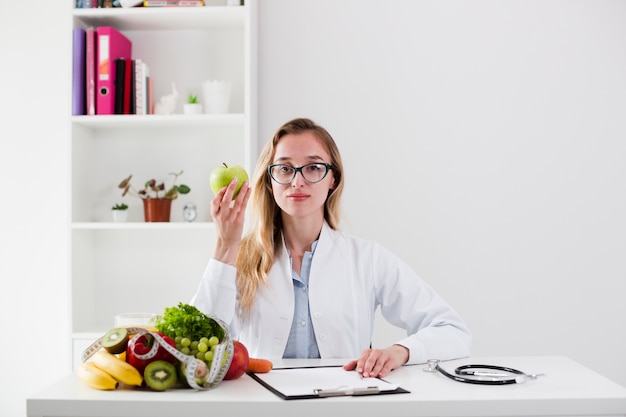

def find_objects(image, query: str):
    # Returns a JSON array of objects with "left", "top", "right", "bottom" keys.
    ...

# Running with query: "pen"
[{"left": 315, "top": 386, "right": 380, "bottom": 397}]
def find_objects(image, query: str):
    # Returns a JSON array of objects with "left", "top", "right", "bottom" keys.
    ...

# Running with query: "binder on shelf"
[
  {"left": 248, "top": 366, "right": 409, "bottom": 400},
  {"left": 114, "top": 58, "right": 126, "bottom": 114},
  {"left": 125, "top": 59, "right": 135, "bottom": 114},
  {"left": 85, "top": 28, "right": 97, "bottom": 115},
  {"left": 72, "top": 28, "right": 86, "bottom": 116},
  {"left": 122, "top": 58, "right": 134, "bottom": 114},
  {"left": 96, "top": 26, "right": 132, "bottom": 115}
]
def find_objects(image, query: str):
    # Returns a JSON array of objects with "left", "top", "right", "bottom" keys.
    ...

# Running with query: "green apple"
[{"left": 210, "top": 163, "right": 249, "bottom": 199}]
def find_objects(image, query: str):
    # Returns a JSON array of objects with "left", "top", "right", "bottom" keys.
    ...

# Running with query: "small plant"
[
  {"left": 112, "top": 203, "right": 128, "bottom": 210},
  {"left": 118, "top": 171, "right": 191, "bottom": 200},
  {"left": 187, "top": 94, "right": 198, "bottom": 104}
]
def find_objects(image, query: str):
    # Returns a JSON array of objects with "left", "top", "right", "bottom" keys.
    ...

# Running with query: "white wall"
[
  {"left": 0, "top": 1, "right": 71, "bottom": 416},
  {"left": 2, "top": 1, "right": 625, "bottom": 416},
  {"left": 257, "top": 0, "right": 626, "bottom": 387}
]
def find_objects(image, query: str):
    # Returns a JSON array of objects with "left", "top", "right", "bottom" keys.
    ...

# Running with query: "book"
[
  {"left": 123, "top": 58, "right": 133, "bottom": 114},
  {"left": 143, "top": 0, "right": 204, "bottom": 7},
  {"left": 72, "top": 28, "right": 86, "bottom": 115},
  {"left": 148, "top": 76, "right": 154, "bottom": 114},
  {"left": 85, "top": 28, "right": 97, "bottom": 115},
  {"left": 96, "top": 26, "right": 132, "bottom": 115},
  {"left": 134, "top": 59, "right": 143, "bottom": 115},
  {"left": 114, "top": 58, "right": 126, "bottom": 114},
  {"left": 130, "top": 59, "right": 136, "bottom": 114},
  {"left": 134, "top": 59, "right": 150, "bottom": 115},
  {"left": 118, "top": 0, "right": 144, "bottom": 6}
]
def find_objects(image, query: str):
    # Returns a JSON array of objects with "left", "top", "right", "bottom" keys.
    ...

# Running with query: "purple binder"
[{"left": 72, "top": 28, "right": 86, "bottom": 115}]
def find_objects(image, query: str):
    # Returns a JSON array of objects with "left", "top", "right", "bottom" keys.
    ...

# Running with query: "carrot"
[{"left": 246, "top": 357, "right": 273, "bottom": 373}]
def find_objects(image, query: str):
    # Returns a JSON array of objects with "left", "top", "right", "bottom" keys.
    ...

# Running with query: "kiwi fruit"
[
  {"left": 144, "top": 360, "right": 177, "bottom": 391},
  {"left": 100, "top": 327, "right": 129, "bottom": 354}
]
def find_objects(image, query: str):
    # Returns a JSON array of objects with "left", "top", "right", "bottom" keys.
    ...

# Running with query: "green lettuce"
[{"left": 156, "top": 302, "right": 225, "bottom": 342}]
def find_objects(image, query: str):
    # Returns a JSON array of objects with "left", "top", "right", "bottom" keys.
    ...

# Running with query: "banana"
[
  {"left": 77, "top": 362, "right": 119, "bottom": 390},
  {"left": 92, "top": 349, "right": 143, "bottom": 386}
]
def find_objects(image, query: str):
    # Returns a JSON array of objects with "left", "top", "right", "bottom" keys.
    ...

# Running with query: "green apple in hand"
[{"left": 210, "top": 163, "right": 249, "bottom": 199}]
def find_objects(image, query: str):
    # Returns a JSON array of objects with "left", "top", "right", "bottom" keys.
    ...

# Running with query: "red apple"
[
  {"left": 126, "top": 332, "right": 177, "bottom": 375},
  {"left": 224, "top": 340, "right": 249, "bottom": 380}
]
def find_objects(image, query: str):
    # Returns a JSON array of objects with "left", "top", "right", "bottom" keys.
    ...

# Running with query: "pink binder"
[{"left": 96, "top": 26, "right": 132, "bottom": 115}]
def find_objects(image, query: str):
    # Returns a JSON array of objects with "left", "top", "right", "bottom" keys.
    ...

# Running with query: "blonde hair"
[{"left": 235, "top": 118, "right": 345, "bottom": 316}]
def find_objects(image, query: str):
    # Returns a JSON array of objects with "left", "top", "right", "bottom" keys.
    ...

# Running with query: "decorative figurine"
[{"left": 154, "top": 83, "right": 179, "bottom": 115}]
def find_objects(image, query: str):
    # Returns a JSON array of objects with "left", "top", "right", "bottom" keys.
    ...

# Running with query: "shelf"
[
  {"left": 73, "top": 6, "right": 244, "bottom": 31},
  {"left": 71, "top": 113, "right": 244, "bottom": 129},
  {"left": 72, "top": 222, "right": 214, "bottom": 230},
  {"left": 68, "top": 1, "right": 256, "bottom": 371}
]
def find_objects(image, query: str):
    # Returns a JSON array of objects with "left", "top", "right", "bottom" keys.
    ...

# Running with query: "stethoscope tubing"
[
  {"left": 425, "top": 359, "right": 542, "bottom": 385},
  {"left": 441, "top": 364, "right": 523, "bottom": 385}
]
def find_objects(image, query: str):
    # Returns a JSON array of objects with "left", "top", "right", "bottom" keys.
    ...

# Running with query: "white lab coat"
[{"left": 190, "top": 222, "right": 471, "bottom": 364}]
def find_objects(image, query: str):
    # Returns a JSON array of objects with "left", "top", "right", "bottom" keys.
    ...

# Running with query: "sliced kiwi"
[
  {"left": 100, "top": 327, "right": 129, "bottom": 354},
  {"left": 144, "top": 360, "right": 177, "bottom": 391}
]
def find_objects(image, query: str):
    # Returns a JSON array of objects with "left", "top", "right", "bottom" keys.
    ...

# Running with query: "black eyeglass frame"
[{"left": 267, "top": 162, "right": 333, "bottom": 185}]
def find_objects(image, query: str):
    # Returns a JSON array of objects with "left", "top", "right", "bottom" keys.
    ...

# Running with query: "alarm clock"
[{"left": 183, "top": 203, "right": 197, "bottom": 222}]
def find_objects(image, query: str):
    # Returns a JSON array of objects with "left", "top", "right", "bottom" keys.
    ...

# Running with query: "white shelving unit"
[{"left": 70, "top": 3, "right": 257, "bottom": 370}]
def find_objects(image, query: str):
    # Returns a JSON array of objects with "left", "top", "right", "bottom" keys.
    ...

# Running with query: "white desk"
[{"left": 27, "top": 356, "right": 626, "bottom": 417}]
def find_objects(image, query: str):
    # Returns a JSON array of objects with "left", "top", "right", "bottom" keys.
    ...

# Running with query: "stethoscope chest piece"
[{"left": 424, "top": 359, "right": 544, "bottom": 385}]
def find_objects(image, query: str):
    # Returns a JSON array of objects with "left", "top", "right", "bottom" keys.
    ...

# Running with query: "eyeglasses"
[{"left": 268, "top": 163, "right": 333, "bottom": 185}]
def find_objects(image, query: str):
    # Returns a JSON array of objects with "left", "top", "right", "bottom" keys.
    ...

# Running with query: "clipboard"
[{"left": 247, "top": 365, "right": 410, "bottom": 400}]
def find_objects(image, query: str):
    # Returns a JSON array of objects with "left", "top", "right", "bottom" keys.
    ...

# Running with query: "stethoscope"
[{"left": 424, "top": 359, "right": 545, "bottom": 385}]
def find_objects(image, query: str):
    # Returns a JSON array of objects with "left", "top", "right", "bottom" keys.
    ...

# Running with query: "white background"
[{"left": 1, "top": 1, "right": 625, "bottom": 416}]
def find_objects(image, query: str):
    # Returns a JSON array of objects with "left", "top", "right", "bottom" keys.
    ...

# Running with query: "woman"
[{"left": 191, "top": 117, "right": 471, "bottom": 378}]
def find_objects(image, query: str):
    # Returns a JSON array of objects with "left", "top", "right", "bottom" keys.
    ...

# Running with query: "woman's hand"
[
  {"left": 210, "top": 178, "right": 251, "bottom": 265},
  {"left": 342, "top": 344, "right": 409, "bottom": 378}
]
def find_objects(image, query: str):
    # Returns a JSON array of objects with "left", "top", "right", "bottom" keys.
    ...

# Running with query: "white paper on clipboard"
[{"left": 248, "top": 366, "right": 408, "bottom": 399}]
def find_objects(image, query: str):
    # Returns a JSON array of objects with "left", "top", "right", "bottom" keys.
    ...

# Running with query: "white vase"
[
  {"left": 112, "top": 210, "right": 128, "bottom": 223},
  {"left": 202, "top": 80, "right": 231, "bottom": 114}
]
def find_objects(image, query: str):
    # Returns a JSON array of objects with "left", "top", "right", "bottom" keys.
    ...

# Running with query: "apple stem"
[{"left": 222, "top": 163, "right": 228, "bottom": 168}]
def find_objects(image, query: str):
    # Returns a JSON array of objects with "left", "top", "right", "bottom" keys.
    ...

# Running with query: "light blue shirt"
[{"left": 283, "top": 240, "right": 321, "bottom": 359}]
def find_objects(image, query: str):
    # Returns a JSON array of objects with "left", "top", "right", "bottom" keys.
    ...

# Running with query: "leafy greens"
[{"left": 156, "top": 302, "right": 225, "bottom": 342}]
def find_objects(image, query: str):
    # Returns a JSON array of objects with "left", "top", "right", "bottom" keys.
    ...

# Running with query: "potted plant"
[
  {"left": 118, "top": 171, "right": 191, "bottom": 222},
  {"left": 183, "top": 94, "right": 202, "bottom": 115},
  {"left": 111, "top": 203, "right": 129, "bottom": 223}
]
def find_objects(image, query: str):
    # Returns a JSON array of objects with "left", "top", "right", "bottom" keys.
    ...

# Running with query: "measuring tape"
[{"left": 81, "top": 324, "right": 234, "bottom": 391}]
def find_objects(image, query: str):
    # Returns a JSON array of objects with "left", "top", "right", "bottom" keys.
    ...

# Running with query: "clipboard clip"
[{"left": 314, "top": 385, "right": 381, "bottom": 397}]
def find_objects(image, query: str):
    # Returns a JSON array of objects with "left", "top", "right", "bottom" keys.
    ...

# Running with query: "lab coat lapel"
[{"left": 308, "top": 223, "right": 365, "bottom": 358}]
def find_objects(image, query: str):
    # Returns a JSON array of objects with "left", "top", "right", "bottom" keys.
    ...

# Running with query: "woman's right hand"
[{"left": 210, "top": 177, "right": 251, "bottom": 265}]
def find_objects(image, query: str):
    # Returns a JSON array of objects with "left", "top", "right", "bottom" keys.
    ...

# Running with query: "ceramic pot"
[
  {"left": 112, "top": 210, "right": 128, "bottom": 223},
  {"left": 183, "top": 103, "right": 203, "bottom": 115},
  {"left": 143, "top": 199, "right": 172, "bottom": 222}
]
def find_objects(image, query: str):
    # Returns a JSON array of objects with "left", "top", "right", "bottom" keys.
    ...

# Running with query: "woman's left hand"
[{"left": 343, "top": 344, "right": 409, "bottom": 378}]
